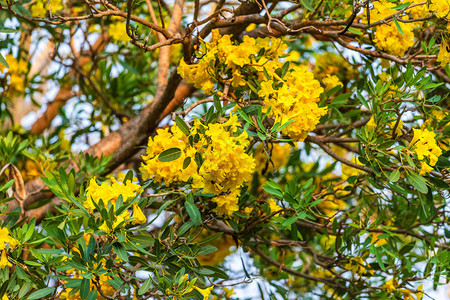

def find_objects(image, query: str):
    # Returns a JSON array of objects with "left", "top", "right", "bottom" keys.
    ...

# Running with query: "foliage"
[{"left": 0, "top": 0, "right": 449, "bottom": 299}]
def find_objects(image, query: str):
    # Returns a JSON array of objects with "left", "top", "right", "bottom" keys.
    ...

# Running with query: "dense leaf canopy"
[{"left": 0, "top": 0, "right": 449, "bottom": 299}]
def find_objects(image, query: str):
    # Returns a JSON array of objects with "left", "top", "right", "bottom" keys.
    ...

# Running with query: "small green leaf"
[
  {"left": 138, "top": 277, "right": 153, "bottom": 295},
  {"left": 175, "top": 116, "right": 190, "bottom": 136},
  {"left": 185, "top": 197, "right": 201, "bottom": 226},
  {"left": 389, "top": 169, "right": 400, "bottom": 182},
  {"left": 299, "top": 0, "right": 315, "bottom": 11},
  {"left": 282, "top": 216, "right": 298, "bottom": 227},
  {"left": 262, "top": 185, "right": 283, "bottom": 198},
  {"left": 158, "top": 148, "right": 182, "bottom": 162},
  {"left": 407, "top": 172, "right": 428, "bottom": 194},
  {"left": 0, "top": 53, "right": 9, "bottom": 69},
  {"left": 112, "top": 243, "right": 129, "bottom": 262},
  {"left": 393, "top": 18, "right": 404, "bottom": 35},
  {"left": 28, "top": 287, "right": 55, "bottom": 299},
  {"left": 183, "top": 157, "right": 191, "bottom": 169},
  {"left": 80, "top": 278, "right": 90, "bottom": 299},
  {"left": 393, "top": 2, "right": 410, "bottom": 9}
]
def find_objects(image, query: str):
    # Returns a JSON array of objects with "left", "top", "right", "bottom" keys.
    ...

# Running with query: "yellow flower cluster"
[
  {"left": 437, "top": 40, "right": 450, "bottom": 67},
  {"left": 85, "top": 176, "right": 141, "bottom": 211},
  {"left": 382, "top": 279, "right": 423, "bottom": 300},
  {"left": 178, "top": 30, "right": 326, "bottom": 141},
  {"left": 141, "top": 115, "right": 255, "bottom": 217},
  {"left": 268, "top": 198, "right": 282, "bottom": 216},
  {"left": 191, "top": 115, "right": 255, "bottom": 196},
  {"left": 437, "top": 25, "right": 450, "bottom": 67},
  {"left": 84, "top": 176, "right": 146, "bottom": 231},
  {"left": 313, "top": 52, "right": 356, "bottom": 83},
  {"left": 178, "top": 29, "right": 286, "bottom": 94},
  {"left": 3, "top": 55, "right": 27, "bottom": 95},
  {"left": 31, "top": 0, "right": 63, "bottom": 17},
  {"left": 370, "top": 0, "right": 415, "bottom": 56},
  {"left": 429, "top": 0, "right": 450, "bottom": 18},
  {"left": 407, "top": 0, "right": 430, "bottom": 18},
  {"left": 108, "top": 19, "right": 129, "bottom": 43},
  {"left": 258, "top": 65, "right": 327, "bottom": 141},
  {"left": 323, "top": 74, "right": 343, "bottom": 91},
  {"left": 409, "top": 128, "right": 442, "bottom": 175},
  {"left": 140, "top": 125, "right": 198, "bottom": 185},
  {"left": 344, "top": 256, "right": 373, "bottom": 276},
  {"left": 0, "top": 228, "right": 18, "bottom": 269}
]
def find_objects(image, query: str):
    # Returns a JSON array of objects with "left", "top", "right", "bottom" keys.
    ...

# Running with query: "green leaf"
[
  {"left": 389, "top": 169, "right": 400, "bottom": 182},
  {"left": 138, "top": 277, "right": 153, "bottom": 295},
  {"left": 158, "top": 148, "right": 182, "bottom": 162},
  {"left": 183, "top": 156, "right": 191, "bottom": 169},
  {"left": 407, "top": 172, "right": 428, "bottom": 194},
  {"left": 347, "top": 27, "right": 364, "bottom": 35},
  {"left": 175, "top": 116, "right": 190, "bottom": 136},
  {"left": 80, "top": 278, "right": 90, "bottom": 299},
  {"left": 0, "top": 53, "right": 8, "bottom": 69},
  {"left": 112, "top": 243, "right": 129, "bottom": 262},
  {"left": 393, "top": 2, "right": 410, "bottom": 9},
  {"left": 282, "top": 216, "right": 298, "bottom": 227},
  {"left": 28, "top": 287, "right": 55, "bottom": 299},
  {"left": 185, "top": 197, "right": 201, "bottom": 226},
  {"left": 198, "top": 245, "right": 218, "bottom": 255},
  {"left": 18, "top": 281, "right": 31, "bottom": 298},
  {"left": 35, "top": 248, "right": 64, "bottom": 255},
  {"left": 0, "top": 180, "right": 14, "bottom": 193},
  {"left": 393, "top": 18, "right": 404, "bottom": 35},
  {"left": 262, "top": 185, "right": 283, "bottom": 198},
  {"left": 356, "top": 90, "right": 370, "bottom": 110},
  {"left": 299, "top": 0, "right": 315, "bottom": 11}
]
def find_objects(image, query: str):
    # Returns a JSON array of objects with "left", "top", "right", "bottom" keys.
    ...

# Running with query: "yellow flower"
[
  {"left": 85, "top": 176, "right": 141, "bottom": 211},
  {"left": 31, "top": 0, "right": 63, "bottom": 17},
  {"left": 374, "top": 23, "right": 415, "bottom": 57},
  {"left": 132, "top": 203, "right": 147, "bottom": 224},
  {"left": 260, "top": 65, "right": 327, "bottom": 141},
  {"left": 243, "top": 207, "right": 253, "bottom": 215},
  {"left": 419, "top": 161, "right": 433, "bottom": 175},
  {"left": 211, "top": 189, "right": 240, "bottom": 217},
  {"left": 383, "top": 278, "right": 398, "bottom": 293},
  {"left": 108, "top": 21, "right": 129, "bottom": 43},
  {"left": 409, "top": 128, "right": 442, "bottom": 167},
  {"left": 2, "top": 294, "right": 8, "bottom": 300},
  {"left": 323, "top": 74, "right": 343, "bottom": 91},
  {"left": 368, "top": 0, "right": 415, "bottom": 56},
  {"left": 0, "top": 251, "right": 11, "bottom": 268},
  {"left": 437, "top": 41, "right": 450, "bottom": 67},
  {"left": 193, "top": 286, "right": 214, "bottom": 300},
  {"left": 0, "top": 228, "right": 19, "bottom": 250},
  {"left": 140, "top": 124, "right": 197, "bottom": 185},
  {"left": 268, "top": 198, "right": 282, "bottom": 216},
  {"left": 429, "top": 0, "right": 450, "bottom": 18}
]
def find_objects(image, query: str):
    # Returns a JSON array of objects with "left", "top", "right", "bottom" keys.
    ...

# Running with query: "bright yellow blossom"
[
  {"left": 85, "top": 176, "right": 141, "bottom": 211},
  {"left": 409, "top": 128, "right": 442, "bottom": 170},
  {"left": 268, "top": 198, "right": 282, "bottom": 216},
  {"left": 108, "top": 20, "right": 129, "bottom": 43},
  {"left": 429, "top": 0, "right": 450, "bottom": 18},
  {"left": 323, "top": 74, "right": 343, "bottom": 91},
  {"left": 0, "top": 251, "right": 11, "bottom": 268},
  {"left": 132, "top": 203, "right": 147, "bottom": 224},
  {"left": 0, "top": 228, "right": 19, "bottom": 250},
  {"left": 193, "top": 286, "right": 214, "bottom": 300}
]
